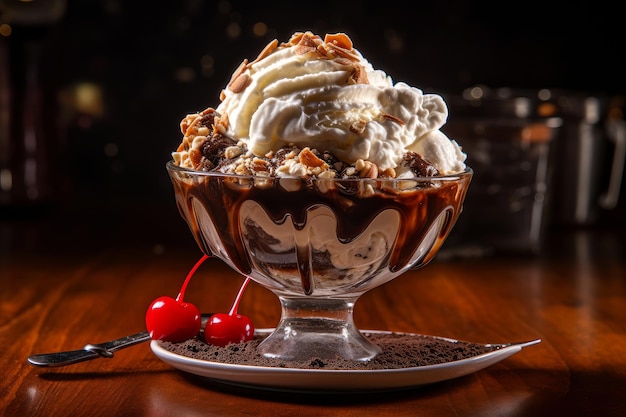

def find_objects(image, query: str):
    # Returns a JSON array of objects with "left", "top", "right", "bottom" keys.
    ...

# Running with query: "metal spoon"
[
  {"left": 27, "top": 313, "right": 213, "bottom": 367},
  {"left": 27, "top": 331, "right": 152, "bottom": 367}
]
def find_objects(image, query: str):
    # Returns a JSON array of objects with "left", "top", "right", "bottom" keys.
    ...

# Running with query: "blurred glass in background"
[
  {"left": 0, "top": 0, "right": 66, "bottom": 208},
  {"left": 443, "top": 86, "right": 625, "bottom": 256}
]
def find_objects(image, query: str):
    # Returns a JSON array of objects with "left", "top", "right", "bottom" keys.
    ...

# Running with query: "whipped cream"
[
  {"left": 174, "top": 32, "right": 466, "bottom": 176},
  {"left": 215, "top": 32, "right": 465, "bottom": 175}
]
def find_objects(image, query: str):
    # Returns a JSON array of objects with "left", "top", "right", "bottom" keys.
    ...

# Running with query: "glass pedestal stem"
[{"left": 257, "top": 296, "right": 382, "bottom": 362}]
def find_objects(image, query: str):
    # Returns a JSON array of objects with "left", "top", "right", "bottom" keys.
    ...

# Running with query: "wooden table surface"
[{"left": 1, "top": 201, "right": 625, "bottom": 417}]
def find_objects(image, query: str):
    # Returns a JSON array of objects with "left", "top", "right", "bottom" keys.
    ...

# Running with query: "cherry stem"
[
  {"left": 228, "top": 276, "right": 251, "bottom": 316},
  {"left": 176, "top": 254, "right": 210, "bottom": 303}
]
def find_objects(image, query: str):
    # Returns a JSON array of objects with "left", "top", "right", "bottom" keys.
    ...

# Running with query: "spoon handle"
[
  {"left": 27, "top": 331, "right": 151, "bottom": 367},
  {"left": 27, "top": 314, "right": 213, "bottom": 367}
]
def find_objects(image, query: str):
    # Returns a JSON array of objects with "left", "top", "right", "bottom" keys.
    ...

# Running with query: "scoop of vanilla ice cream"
[
  {"left": 405, "top": 130, "right": 467, "bottom": 175},
  {"left": 214, "top": 32, "right": 466, "bottom": 175}
]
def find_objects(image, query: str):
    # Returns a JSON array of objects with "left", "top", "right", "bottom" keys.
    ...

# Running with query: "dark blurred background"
[{"left": 1, "top": 0, "right": 625, "bottom": 255}]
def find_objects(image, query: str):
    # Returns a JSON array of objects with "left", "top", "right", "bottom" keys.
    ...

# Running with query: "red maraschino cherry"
[
  {"left": 204, "top": 277, "right": 254, "bottom": 346},
  {"left": 145, "top": 255, "right": 209, "bottom": 342}
]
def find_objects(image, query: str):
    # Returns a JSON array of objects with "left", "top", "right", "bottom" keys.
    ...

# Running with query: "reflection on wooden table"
[{"left": 1, "top": 204, "right": 625, "bottom": 416}]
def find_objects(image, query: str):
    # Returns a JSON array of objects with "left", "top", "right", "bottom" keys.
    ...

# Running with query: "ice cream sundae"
[{"left": 166, "top": 31, "right": 472, "bottom": 361}]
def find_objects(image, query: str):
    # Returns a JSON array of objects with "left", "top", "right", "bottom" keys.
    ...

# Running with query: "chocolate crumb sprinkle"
[{"left": 158, "top": 332, "right": 498, "bottom": 370}]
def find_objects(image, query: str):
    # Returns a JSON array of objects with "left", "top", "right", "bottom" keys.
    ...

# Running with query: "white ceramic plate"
[{"left": 151, "top": 329, "right": 540, "bottom": 393}]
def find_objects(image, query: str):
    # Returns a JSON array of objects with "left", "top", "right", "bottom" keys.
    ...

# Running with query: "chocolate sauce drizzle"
[{"left": 168, "top": 166, "right": 471, "bottom": 296}]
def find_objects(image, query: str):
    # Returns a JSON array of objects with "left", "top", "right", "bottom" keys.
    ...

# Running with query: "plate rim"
[{"left": 151, "top": 329, "right": 540, "bottom": 392}]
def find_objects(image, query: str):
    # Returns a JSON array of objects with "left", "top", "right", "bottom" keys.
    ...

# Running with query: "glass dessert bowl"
[{"left": 167, "top": 161, "right": 472, "bottom": 362}]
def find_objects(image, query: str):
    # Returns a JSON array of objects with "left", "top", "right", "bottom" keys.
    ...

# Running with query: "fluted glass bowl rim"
[{"left": 166, "top": 160, "right": 473, "bottom": 183}]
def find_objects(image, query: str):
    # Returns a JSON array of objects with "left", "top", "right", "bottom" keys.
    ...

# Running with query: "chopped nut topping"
[
  {"left": 324, "top": 33, "right": 353, "bottom": 50},
  {"left": 350, "top": 120, "right": 367, "bottom": 134},
  {"left": 252, "top": 157, "right": 270, "bottom": 172},
  {"left": 292, "top": 32, "right": 323, "bottom": 55},
  {"left": 192, "top": 135, "right": 207, "bottom": 148},
  {"left": 189, "top": 148, "right": 202, "bottom": 168},
  {"left": 224, "top": 145, "right": 243, "bottom": 160},
  {"left": 227, "top": 59, "right": 249, "bottom": 89},
  {"left": 381, "top": 167, "right": 397, "bottom": 178},
  {"left": 325, "top": 41, "right": 361, "bottom": 63},
  {"left": 359, "top": 161, "right": 378, "bottom": 179},
  {"left": 229, "top": 73, "right": 251, "bottom": 93},
  {"left": 382, "top": 113, "right": 406, "bottom": 125},
  {"left": 298, "top": 147, "right": 328, "bottom": 168},
  {"left": 334, "top": 57, "right": 353, "bottom": 66},
  {"left": 349, "top": 64, "right": 369, "bottom": 84},
  {"left": 180, "top": 114, "right": 199, "bottom": 135},
  {"left": 252, "top": 39, "right": 279, "bottom": 64},
  {"left": 214, "top": 112, "right": 228, "bottom": 135}
]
